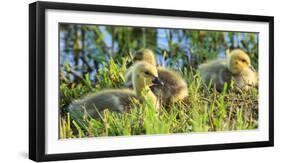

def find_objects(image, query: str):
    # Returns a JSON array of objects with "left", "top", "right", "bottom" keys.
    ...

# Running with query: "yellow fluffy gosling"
[
  {"left": 198, "top": 49, "right": 258, "bottom": 91},
  {"left": 69, "top": 61, "right": 163, "bottom": 118},
  {"left": 125, "top": 48, "right": 188, "bottom": 105}
]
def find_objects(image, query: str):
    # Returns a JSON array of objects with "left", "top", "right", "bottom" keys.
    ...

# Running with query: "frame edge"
[
  {"left": 29, "top": 1, "right": 47, "bottom": 162},
  {"left": 268, "top": 16, "right": 274, "bottom": 147},
  {"left": 29, "top": 2, "right": 38, "bottom": 161}
]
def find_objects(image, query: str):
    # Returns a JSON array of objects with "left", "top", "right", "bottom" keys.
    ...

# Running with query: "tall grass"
[{"left": 59, "top": 59, "right": 258, "bottom": 139}]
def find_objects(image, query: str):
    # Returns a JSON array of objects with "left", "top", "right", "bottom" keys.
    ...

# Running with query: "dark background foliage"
[{"left": 59, "top": 24, "right": 258, "bottom": 84}]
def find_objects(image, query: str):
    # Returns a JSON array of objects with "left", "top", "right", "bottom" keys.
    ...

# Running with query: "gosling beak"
[
  {"left": 249, "top": 65, "right": 256, "bottom": 72},
  {"left": 152, "top": 77, "right": 164, "bottom": 86},
  {"left": 126, "top": 60, "right": 133, "bottom": 68}
]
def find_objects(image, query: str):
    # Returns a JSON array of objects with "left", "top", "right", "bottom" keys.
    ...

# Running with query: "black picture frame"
[{"left": 29, "top": 1, "right": 274, "bottom": 162}]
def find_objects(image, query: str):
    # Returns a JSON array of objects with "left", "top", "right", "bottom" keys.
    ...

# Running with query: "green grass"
[{"left": 59, "top": 58, "right": 258, "bottom": 139}]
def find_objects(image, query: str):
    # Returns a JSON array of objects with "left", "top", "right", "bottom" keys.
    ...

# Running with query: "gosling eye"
[
  {"left": 144, "top": 71, "right": 150, "bottom": 75},
  {"left": 241, "top": 59, "right": 247, "bottom": 63}
]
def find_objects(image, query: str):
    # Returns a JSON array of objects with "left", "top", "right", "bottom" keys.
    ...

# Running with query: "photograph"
[{"left": 59, "top": 23, "right": 259, "bottom": 139}]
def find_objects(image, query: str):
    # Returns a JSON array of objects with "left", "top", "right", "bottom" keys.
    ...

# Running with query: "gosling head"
[
  {"left": 132, "top": 61, "right": 163, "bottom": 90},
  {"left": 226, "top": 49, "right": 254, "bottom": 75},
  {"left": 127, "top": 49, "right": 156, "bottom": 68}
]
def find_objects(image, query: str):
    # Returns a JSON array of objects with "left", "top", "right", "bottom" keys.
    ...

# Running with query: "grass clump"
[{"left": 59, "top": 59, "right": 258, "bottom": 139}]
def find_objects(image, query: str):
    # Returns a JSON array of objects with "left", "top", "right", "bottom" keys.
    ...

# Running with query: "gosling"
[
  {"left": 198, "top": 49, "right": 258, "bottom": 91},
  {"left": 69, "top": 61, "right": 163, "bottom": 118},
  {"left": 125, "top": 48, "right": 188, "bottom": 105},
  {"left": 125, "top": 48, "right": 156, "bottom": 87}
]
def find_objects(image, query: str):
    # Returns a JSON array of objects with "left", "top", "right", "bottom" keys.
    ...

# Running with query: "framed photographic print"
[{"left": 29, "top": 1, "right": 274, "bottom": 162}]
